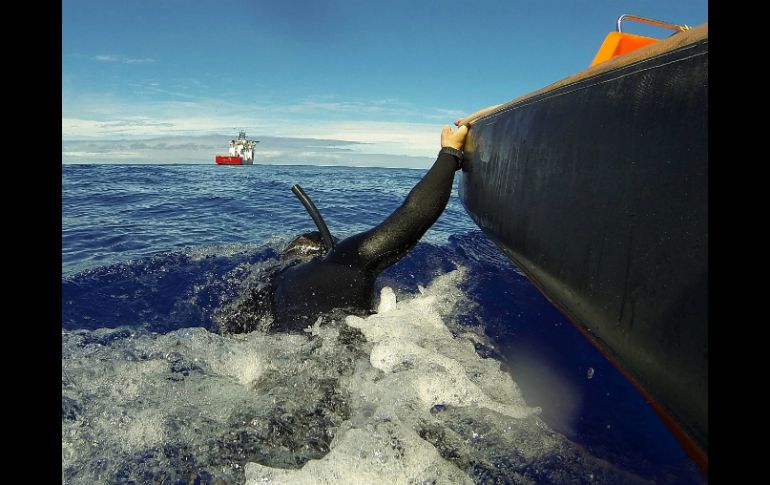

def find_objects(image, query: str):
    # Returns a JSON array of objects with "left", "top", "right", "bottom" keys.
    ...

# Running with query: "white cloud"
[
  {"left": 61, "top": 94, "right": 469, "bottom": 166},
  {"left": 62, "top": 116, "right": 440, "bottom": 158},
  {"left": 256, "top": 150, "right": 285, "bottom": 159},
  {"left": 124, "top": 57, "right": 156, "bottom": 64},
  {"left": 92, "top": 55, "right": 156, "bottom": 64},
  {"left": 62, "top": 151, "right": 142, "bottom": 159},
  {"left": 277, "top": 97, "right": 464, "bottom": 122},
  {"left": 93, "top": 55, "right": 119, "bottom": 62},
  {"left": 285, "top": 121, "right": 439, "bottom": 156},
  {"left": 61, "top": 135, "right": 435, "bottom": 168}
]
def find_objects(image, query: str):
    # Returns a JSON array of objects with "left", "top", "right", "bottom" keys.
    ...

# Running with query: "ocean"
[{"left": 62, "top": 163, "right": 706, "bottom": 484}]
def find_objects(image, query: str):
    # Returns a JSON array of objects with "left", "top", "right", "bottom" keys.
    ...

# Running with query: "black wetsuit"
[{"left": 270, "top": 147, "right": 462, "bottom": 331}]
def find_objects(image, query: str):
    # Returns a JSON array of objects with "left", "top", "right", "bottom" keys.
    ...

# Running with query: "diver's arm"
[{"left": 330, "top": 125, "right": 468, "bottom": 274}]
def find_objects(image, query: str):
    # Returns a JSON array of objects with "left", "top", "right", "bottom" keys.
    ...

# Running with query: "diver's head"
[{"left": 282, "top": 231, "right": 333, "bottom": 261}]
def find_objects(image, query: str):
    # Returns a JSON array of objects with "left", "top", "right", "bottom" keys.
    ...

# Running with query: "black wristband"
[{"left": 439, "top": 146, "right": 463, "bottom": 169}]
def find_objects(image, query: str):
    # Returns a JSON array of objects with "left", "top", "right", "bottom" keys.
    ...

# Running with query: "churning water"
[{"left": 62, "top": 164, "right": 704, "bottom": 484}]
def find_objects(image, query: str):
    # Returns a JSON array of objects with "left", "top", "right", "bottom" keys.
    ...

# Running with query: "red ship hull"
[{"left": 215, "top": 155, "right": 243, "bottom": 165}]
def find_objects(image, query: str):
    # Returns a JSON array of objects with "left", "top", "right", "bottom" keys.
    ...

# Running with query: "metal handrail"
[{"left": 616, "top": 14, "right": 691, "bottom": 34}]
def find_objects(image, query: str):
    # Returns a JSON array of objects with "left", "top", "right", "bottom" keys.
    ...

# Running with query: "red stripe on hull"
[{"left": 215, "top": 156, "right": 243, "bottom": 165}]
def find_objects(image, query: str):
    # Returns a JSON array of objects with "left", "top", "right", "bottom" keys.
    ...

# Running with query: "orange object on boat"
[
  {"left": 589, "top": 32, "right": 658, "bottom": 66},
  {"left": 589, "top": 14, "right": 691, "bottom": 67}
]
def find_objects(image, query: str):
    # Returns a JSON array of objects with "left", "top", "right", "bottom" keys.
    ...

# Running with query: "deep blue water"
[{"left": 62, "top": 164, "right": 706, "bottom": 484}]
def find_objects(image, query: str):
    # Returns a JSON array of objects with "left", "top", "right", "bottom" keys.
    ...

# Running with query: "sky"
[{"left": 62, "top": 0, "right": 708, "bottom": 167}]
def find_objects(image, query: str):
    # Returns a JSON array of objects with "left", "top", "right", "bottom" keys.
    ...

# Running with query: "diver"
[{"left": 221, "top": 123, "right": 468, "bottom": 334}]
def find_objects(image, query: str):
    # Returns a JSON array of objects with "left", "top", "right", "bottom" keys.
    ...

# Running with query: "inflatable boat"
[{"left": 457, "top": 16, "right": 708, "bottom": 471}]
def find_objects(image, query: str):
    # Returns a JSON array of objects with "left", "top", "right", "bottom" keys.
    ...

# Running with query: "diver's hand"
[{"left": 441, "top": 124, "right": 468, "bottom": 150}]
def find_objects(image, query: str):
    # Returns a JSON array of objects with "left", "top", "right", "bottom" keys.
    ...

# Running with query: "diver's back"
[{"left": 271, "top": 258, "right": 375, "bottom": 332}]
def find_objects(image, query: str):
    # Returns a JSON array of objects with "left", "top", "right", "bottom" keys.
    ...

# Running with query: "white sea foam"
[
  {"left": 63, "top": 268, "right": 649, "bottom": 484},
  {"left": 245, "top": 269, "right": 541, "bottom": 484},
  {"left": 245, "top": 423, "right": 473, "bottom": 485},
  {"left": 62, "top": 328, "right": 328, "bottom": 482}
]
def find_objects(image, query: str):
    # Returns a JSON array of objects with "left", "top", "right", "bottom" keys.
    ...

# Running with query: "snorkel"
[{"left": 290, "top": 184, "right": 336, "bottom": 255}]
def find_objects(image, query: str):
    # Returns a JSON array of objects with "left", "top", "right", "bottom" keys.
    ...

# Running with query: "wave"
[{"left": 61, "top": 232, "right": 702, "bottom": 484}]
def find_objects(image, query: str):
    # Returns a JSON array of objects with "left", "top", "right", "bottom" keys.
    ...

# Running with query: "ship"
[
  {"left": 456, "top": 16, "right": 708, "bottom": 472},
  {"left": 215, "top": 131, "right": 259, "bottom": 165}
]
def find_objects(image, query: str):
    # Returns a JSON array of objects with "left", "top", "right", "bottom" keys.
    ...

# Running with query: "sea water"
[{"left": 62, "top": 164, "right": 706, "bottom": 484}]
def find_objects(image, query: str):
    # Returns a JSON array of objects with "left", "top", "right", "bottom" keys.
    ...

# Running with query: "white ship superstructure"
[{"left": 227, "top": 131, "right": 258, "bottom": 164}]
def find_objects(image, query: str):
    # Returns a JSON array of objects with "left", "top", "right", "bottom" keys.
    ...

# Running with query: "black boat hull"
[{"left": 459, "top": 27, "right": 707, "bottom": 464}]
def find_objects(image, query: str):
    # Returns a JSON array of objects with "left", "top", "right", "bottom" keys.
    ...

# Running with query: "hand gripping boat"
[{"left": 457, "top": 15, "right": 708, "bottom": 472}]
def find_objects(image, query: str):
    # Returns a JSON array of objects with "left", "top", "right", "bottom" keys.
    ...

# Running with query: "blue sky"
[{"left": 62, "top": 0, "right": 708, "bottom": 166}]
